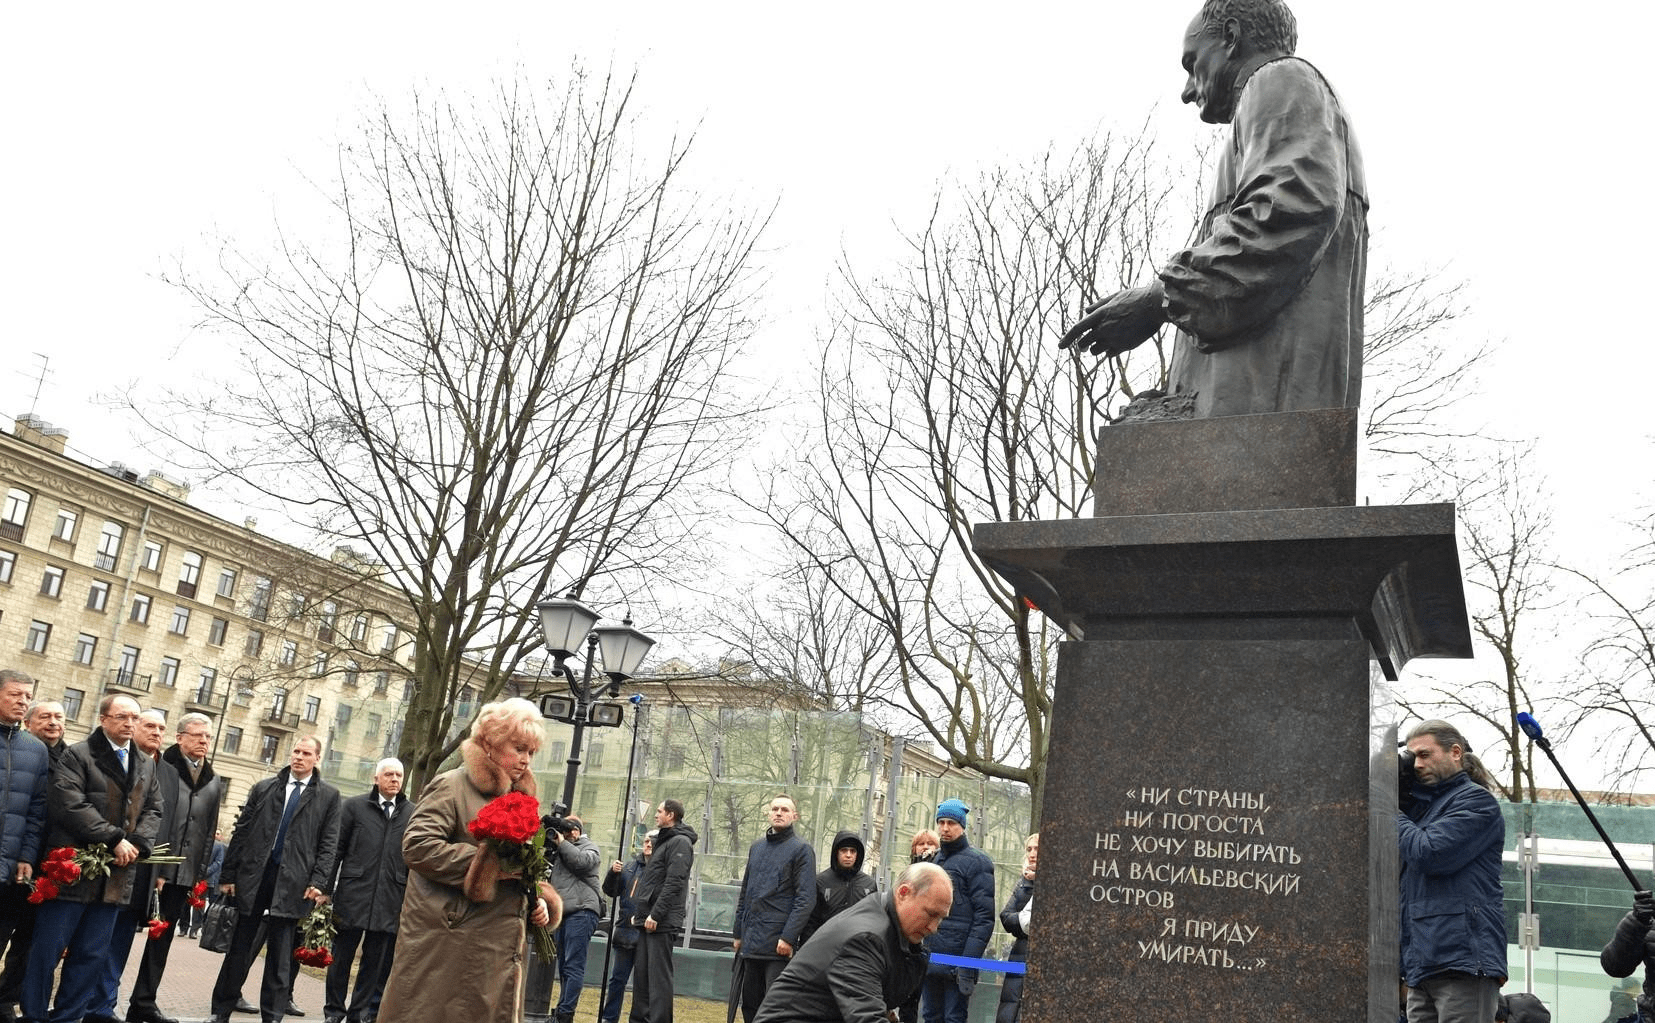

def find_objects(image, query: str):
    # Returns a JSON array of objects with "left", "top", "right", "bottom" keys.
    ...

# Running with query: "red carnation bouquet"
[
  {"left": 293, "top": 901, "right": 336, "bottom": 968},
  {"left": 466, "top": 792, "right": 555, "bottom": 960},
  {"left": 29, "top": 844, "right": 187, "bottom": 904},
  {"left": 144, "top": 888, "right": 170, "bottom": 941},
  {"left": 187, "top": 880, "right": 210, "bottom": 910}
]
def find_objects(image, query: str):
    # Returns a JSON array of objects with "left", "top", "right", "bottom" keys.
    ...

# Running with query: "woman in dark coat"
[{"left": 996, "top": 833, "right": 1037, "bottom": 1023}]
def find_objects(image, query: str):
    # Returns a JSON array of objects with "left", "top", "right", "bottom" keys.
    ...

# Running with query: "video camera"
[
  {"left": 542, "top": 801, "right": 578, "bottom": 836},
  {"left": 1398, "top": 748, "right": 1417, "bottom": 812}
]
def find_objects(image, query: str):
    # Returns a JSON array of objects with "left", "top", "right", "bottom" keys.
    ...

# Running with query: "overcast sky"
[{"left": 5, "top": 2, "right": 1652, "bottom": 782}]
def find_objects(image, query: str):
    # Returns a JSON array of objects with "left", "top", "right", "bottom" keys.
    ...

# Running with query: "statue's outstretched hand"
[{"left": 1058, "top": 285, "right": 1166, "bottom": 356}]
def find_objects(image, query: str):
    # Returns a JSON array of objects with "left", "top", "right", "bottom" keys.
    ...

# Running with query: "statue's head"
[{"left": 1182, "top": 0, "right": 1298, "bottom": 124}]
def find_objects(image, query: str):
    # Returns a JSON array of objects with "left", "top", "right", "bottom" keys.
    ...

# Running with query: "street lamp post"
[{"left": 534, "top": 596, "right": 655, "bottom": 808}]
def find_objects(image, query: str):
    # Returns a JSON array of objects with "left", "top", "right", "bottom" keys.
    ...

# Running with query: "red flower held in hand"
[
  {"left": 187, "top": 880, "right": 209, "bottom": 909},
  {"left": 145, "top": 919, "right": 170, "bottom": 940},
  {"left": 27, "top": 877, "right": 60, "bottom": 904},
  {"left": 467, "top": 792, "right": 542, "bottom": 844}
]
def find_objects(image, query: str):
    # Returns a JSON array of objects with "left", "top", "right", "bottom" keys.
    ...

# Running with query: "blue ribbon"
[{"left": 929, "top": 953, "right": 1026, "bottom": 975}]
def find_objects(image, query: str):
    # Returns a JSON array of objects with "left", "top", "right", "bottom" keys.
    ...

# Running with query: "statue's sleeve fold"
[{"left": 1160, "top": 60, "right": 1349, "bottom": 348}]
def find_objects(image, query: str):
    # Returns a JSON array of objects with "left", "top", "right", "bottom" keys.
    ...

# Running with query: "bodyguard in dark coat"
[
  {"left": 323, "top": 759, "right": 409, "bottom": 1023},
  {"left": 21, "top": 695, "right": 163, "bottom": 1023},
  {"left": 732, "top": 795, "right": 816, "bottom": 1023},
  {"left": 922, "top": 800, "right": 995, "bottom": 1023},
  {"left": 803, "top": 831, "right": 877, "bottom": 944},
  {"left": 210, "top": 736, "right": 342, "bottom": 1023},
  {"left": 629, "top": 801, "right": 696, "bottom": 1023},
  {"left": 751, "top": 863, "right": 951, "bottom": 1023},
  {"left": 127, "top": 713, "right": 225, "bottom": 1023}
]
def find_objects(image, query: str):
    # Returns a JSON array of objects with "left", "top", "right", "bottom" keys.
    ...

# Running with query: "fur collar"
[{"left": 460, "top": 738, "right": 537, "bottom": 799}]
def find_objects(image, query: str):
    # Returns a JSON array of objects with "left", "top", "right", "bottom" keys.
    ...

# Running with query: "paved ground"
[{"left": 106, "top": 938, "right": 330, "bottom": 1023}]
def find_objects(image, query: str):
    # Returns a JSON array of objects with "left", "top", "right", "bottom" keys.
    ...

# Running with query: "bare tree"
[
  {"left": 137, "top": 71, "right": 768, "bottom": 790},
  {"left": 1398, "top": 442, "right": 1558, "bottom": 801},
  {"left": 1557, "top": 511, "right": 1655, "bottom": 791}
]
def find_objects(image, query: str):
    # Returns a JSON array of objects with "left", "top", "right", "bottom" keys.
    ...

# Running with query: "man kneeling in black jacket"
[{"left": 752, "top": 863, "right": 951, "bottom": 1023}]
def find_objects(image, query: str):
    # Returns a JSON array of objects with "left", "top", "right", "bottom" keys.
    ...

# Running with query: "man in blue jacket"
[
  {"left": 0, "top": 669, "right": 49, "bottom": 1023},
  {"left": 1398, "top": 720, "right": 1507, "bottom": 1023},
  {"left": 922, "top": 799, "right": 995, "bottom": 1023},
  {"left": 732, "top": 795, "right": 815, "bottom": 1023}
]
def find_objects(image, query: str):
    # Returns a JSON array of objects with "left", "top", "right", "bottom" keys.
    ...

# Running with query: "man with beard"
[{"left": 124, "top": 713, "right": 224, "bottom": 1023}]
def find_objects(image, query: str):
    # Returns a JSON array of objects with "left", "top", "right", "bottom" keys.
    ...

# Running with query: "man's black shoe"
[
  {"left": 127, "top": 1011, "right": 180, "bottom": 1023},
  {"left": 286, "top": 1005, "right": 306, "bottom": 1018},
  {"left": 234, "top": 998, "right": 259, "bottom": 1013}
]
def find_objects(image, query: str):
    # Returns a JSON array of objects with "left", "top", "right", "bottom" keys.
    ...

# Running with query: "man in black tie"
[
  {"left": 322, "top": 758, "right": 409, "bottom": 1023},
  {"left": 210, "top": 736, "right": 341, "bottom": 1023},
  {"left": 20, "top": 694, "right": 163, "bottom": 1023}
]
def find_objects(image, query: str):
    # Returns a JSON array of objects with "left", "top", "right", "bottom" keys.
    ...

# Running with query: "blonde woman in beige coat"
[{"left": 377, "top": 699, "right": 561, "bottom": 1023}]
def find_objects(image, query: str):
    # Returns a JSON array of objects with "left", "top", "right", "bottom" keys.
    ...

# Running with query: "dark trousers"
[
  {"left": 737, "top": 956, "right": 787, "bottom": 1023},
  {"left": 553, "top": 909, "right": 599, "bottom": 1018},
  {"left": 323, "top": 928, "right": 396, "bottom": 1023},
  {"left": 596, "top": 941, "right": 637, "bottom": 1023},
  {"left": 129, "top": 882, "right": 190, "bottom": 1015},
  {"left": 0, "top": 883, "right": 36, "bottom": 1008},
  {"left": 922, "top": 973, "right": 972, "bottom": 1023},
  {"left": 95, "top": 905, "right": 144, "bottom": 1016},
  {"left": 22, "top": 898, "right": 119, "bottom": 1023},
  {"left": 626, "top": 930, "right": 676, "bottom": 1023},
  {"left": 211, "top": 866, "right": 299, "bottom": 1023}
]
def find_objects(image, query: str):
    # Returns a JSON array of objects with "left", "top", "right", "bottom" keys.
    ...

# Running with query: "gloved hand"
[
  {"left": 1633, "top": 889, "right": 1654, "bottom": 925},
  {"left": 956, "top": 968, "right": 977, "bottom": 997}
]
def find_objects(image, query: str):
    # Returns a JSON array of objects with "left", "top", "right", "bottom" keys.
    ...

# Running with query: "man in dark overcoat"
[
  {"left": 209, "top": 736, "right": 341, "bottom": 1023},
  {"left": 323, "top": 758, "right": 409, "bottom": 1023},
  {"left": 20, "top": 694, "right": 163, "bottom": 1023},
  {"left": 125, "top": 712, "right": 225, "bottom": 1023}
]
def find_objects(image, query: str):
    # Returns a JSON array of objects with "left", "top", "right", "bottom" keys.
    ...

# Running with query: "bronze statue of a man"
[{"left": 1060, "top": 0, "right": 1367, "bottom": 419}]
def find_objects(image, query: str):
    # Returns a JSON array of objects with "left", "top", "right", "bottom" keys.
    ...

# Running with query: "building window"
[
  {"left": 260, "top": 734, "right": 280, "bottom": 764},
  {"left": 169, "top": 605, "right": 191, "bottom": 635},
  {"left": 343, "top": 660, "right": 360, "bottom": 688},
  {"left": 350, "top": 614, "right": 368, "bottom": 642},
  {"left": 280, "top": 641, "right": 298, "bottom": 667},
  {"left": 271, "top": 688, "right": 288, "bottom": 717},
  {"left": 63, "top": 687, "right": 84, "bottom": 721},
  {"left": 74, "top": 633, "right": 98, "bottom": 665},
  {"left": 95, "top": 521, "right": 124, "bottom": 571},
  {"left": 223, "top": 726, "right": 243, "bottom": 755},
  {"left": 1, "top": 488, "right": 32, "bottom": 540},
  {"left": 160, "top": 657, "right": 180, "bottom": 688},
  {"left": 249, "top": 576, "right": 271, "bottom": 622},
  {"left": 318, "top": 601, "right": 338, "bottom": 643},
  {"left": 312, "top": 651, "right": 328, "bottom": 676},
  {"left": 25, "top": 620, "right": 51, "bottom": 654},
  {"left": 549, "top": 741, "right": 566, "bottom": 763},
  {"left": 195, "top": 666, "right": 216, "bottom": 699},
  {"left": 373, "top": 671, "right": 389, "bottom": 695},
  {"left": 233, "top": 686, "right": 252, "bottom": 707},
  {"left": 216, "top": 567, "right": 238, "bottom": 599},
  {"left": 288, "top": 591, "right": 307, "bottom": 618},
  {"left": 245, "top": 629, "right": 265, "bottom": 657},
  {"left": 52, "top": 508, "right": 78, "bottom": 542},
  {"left": 39, "top": 565, "right": 64, "bottom": 598},
  {"left": 118, "top": 645, "right": 140, "bottom": 682},
  {"left": 365, "top": 712, "right": 382, "bottom": 739},
  {"left": 130, "top": 593, "right": 151, "bottom": 625},
  {"left": 208, "top": 617, "right": 228, "bottom": 646},
  {"left": 0, "top": 550, "right": 13, "bottom": 584},
  {"left": 177, "top": 551, "right": 201, "bottom": 598},
  {"left": 588, "top": 742, "right": 605, "bottom": 770},
  {"left": 303, "top": 695, "right": 321, "bottom": 723},
  {"left": 141, "top": 540, "right": 163, "bottom": 572},
  {"left": 380, "top": 627, "right": 397, "bottom": 655},
  {"left": 334, "top": 702, "right": 352, "bottom": 728},
  {"left": 86, "top": 580, "right": 110, "bottom": 612}
]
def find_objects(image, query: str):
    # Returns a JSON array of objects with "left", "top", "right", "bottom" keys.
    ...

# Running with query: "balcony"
[
  {"left": 186, "top": 687, "right": 229, "bottom": 713},
  {"left": 0, "top": 520, "right": 23, "bottom": 542},
  {"left": 177, "top": 580, "right": 198, "bottom": 599},
  {"left": 106, "top": 669, "right": 152, "bottom": 695},
  {"left": 261, "top": 710, "right": 300, "bottom": 733}
]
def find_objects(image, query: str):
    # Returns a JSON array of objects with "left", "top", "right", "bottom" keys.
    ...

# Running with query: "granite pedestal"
[{"left": 972, "top": 409, "right": 1472, "bottom": 1023}]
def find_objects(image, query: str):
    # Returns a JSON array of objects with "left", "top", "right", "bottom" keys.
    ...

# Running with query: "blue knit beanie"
[{"left": 936, "top": 798, "right": 970, "bottom": 825}]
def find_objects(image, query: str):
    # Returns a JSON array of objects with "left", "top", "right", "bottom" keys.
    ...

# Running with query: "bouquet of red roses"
[
  {"left": 144, "top": 887, "right": 170, "bottom": 941},
  {"left": 293, "top": 901, "right": 335, "bottom": 968},
  {"left": 28, "top": 843, "right": 187, "bottom": 904},
  {"left": 466, "top": 792, "right": 555, "bottom": 960},
  {"left": 186, "top": 880, "right": 209, "bottom": 910}
]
